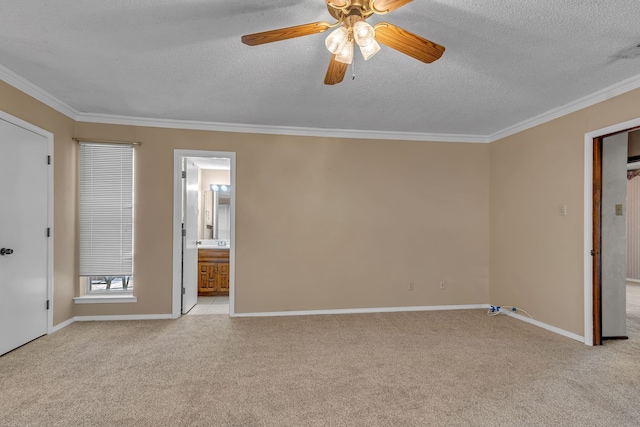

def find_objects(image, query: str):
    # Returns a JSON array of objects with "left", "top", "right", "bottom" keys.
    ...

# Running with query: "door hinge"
[
  {"left": 182, "top": 229, "right": 187, "bottom": 236},
  {"left": 47, "top": 227, "right": 51, "bottom": 237},
  {"left": 590, "top": 249, "right": 595, "bottom": 256},
  {"left": 47, "top": 155, "right": 51, "bottom": 165},
  {"left": 182, "top": 171, "right": 186, "bottom": 179},
  {"left": 182, "top": 287, "right": 186, "bottom": 295},
  {"left": 46, "top": 300, "right": 50, "bottom": 310}
]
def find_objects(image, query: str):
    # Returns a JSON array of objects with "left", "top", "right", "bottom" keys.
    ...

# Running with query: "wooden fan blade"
[
  {"left": 371, "top": 0, "right": 413, "bottom": 14},
  {"left": 324, "top": 54, "right": 348, "bottom": 85},
  {"left": 374, "top": 22, "right": 445, "bottom": 63},
  {"left": 241, "top": 22, "right": 331, "bottom": 46}
]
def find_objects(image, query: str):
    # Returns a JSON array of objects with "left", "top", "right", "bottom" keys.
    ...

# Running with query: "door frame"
[
  {"left": 172, "top": 149, "right": 236, "bottom": 318},
  {"left": 0, "top": 109, "right": 54, "bottom": 334},
  {"left": 584, "top": 117, "right": 640, "bottom": 345}
]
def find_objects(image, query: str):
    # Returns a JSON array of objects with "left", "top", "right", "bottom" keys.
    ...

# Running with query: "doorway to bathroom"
[{"left": 172, "top": 150, "right": 236, "bottom": 318}]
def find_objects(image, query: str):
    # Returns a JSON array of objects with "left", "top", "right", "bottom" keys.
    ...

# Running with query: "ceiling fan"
[{"left": 241, "top": 0, "right": 445, "bottom": 85}]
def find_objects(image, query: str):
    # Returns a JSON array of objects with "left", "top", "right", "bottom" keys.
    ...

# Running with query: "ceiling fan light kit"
[
  {"left": 358, "top": 38, "right": 381, "bottom": 60},
  {"left": 241, "top": 0, "right": 445, "bottom": 85},
  {"left": 336, "top": 40, "right": 355, "bottom": 64},
  {"left": 325, "top": 26, "right": 349, "bottom": 54}
]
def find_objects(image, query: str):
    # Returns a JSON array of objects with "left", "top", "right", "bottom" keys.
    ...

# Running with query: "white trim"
[
  {"left": 584, "top": 131, "right": 594, "bottom": 346},
  {"left": 489, "top": 73, "right": 640, "bottom": 142},
  {"left": 76, "top": 112, "right": 489, "bottom": 143},
  {"left": 48, "top": 314, "right": 174, "bottom": 333},
  {"left": 73, "top": 294, "right": 137, "bottom": 304},
  {"left": 0, "top": 110, "right": 55, "bottom": 336},
  {"left": 0, "top": 63, "right": 79, "bottom": 120},
  {"left": 50, "top": 317, "right": 75, "bottom": 333},
  {"left": 75, "top": 314, "right": 173, "bottom": 321},
  {"left": 172, "top": 150, "right": 236, "bottom": 319},
  {"left": 235, "top": 304, "right": 490, "bottom": 318},
  {"left": 172, "top": 152, "right": 182, "bottom": 319},
  {"left": 229, "top": 155, "right": 236, "bottom": 317},
  {"left": 584, "top": 116, "right": 640, "bottom": 346},
  {"left": 504, "top": 312, "right": 584, "bottom": 343},
  {"left": 238, "top": 304, "right": 586, "bottom": 343},
  {"left": 627, "top": 278, "right": 640, "bottom": 284}
]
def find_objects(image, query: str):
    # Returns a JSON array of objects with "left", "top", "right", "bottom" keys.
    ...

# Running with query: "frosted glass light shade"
[
  {"left": 325, "top": 27, "right": 349, "bottom": 54},
  {"left": 359, "top": 40, "right": 381, "bottom": 60},
  {"left": 353, "top": 21, "right": 376, "bottom": 47},
  {"left": 335, "top": 41, "right": 354, "bottom": 64}
]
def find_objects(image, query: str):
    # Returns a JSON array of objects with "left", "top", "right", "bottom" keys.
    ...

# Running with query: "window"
[
  {"left": 79, "top": 143, "right": 134, "bottom": 293},
  {"left": 87, "top": 276, "right": 133, "bottom": 292}
]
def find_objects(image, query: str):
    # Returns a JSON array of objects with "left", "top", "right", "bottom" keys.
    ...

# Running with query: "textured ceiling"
[
  {"left": 0, "top": 1, "right": 639, "bottom": 137},
  {"left": 191, "top": 157, "right": 230, "bottom": 170}
]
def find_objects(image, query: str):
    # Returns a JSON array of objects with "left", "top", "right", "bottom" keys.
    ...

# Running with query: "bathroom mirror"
[{"left": 201, "top": 185, "right": 231, "bottom": 243}]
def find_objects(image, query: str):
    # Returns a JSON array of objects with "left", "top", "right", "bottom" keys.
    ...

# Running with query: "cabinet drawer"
[{"left": 198, "top": 249, "right": 229, "bottom": 263}]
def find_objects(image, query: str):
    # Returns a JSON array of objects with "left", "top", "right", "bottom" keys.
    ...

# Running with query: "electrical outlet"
[
  {"left": 560, "top": 204, "right": 567, "bottom": 216},
  {"left": 409, "top": 282, "right": 414, "bottom": 291},
  {"left": 439, "top": 281, "right": 446, "bottom": 290}
]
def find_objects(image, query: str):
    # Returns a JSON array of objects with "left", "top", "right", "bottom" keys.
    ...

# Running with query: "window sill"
[{"left": 73, "top": 294, "right": 137, "bottom": 304}]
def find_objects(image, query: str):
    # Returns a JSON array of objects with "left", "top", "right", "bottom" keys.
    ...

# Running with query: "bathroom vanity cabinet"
[{"left": 198, "top": 248, "right": 230, "bottom": 296}]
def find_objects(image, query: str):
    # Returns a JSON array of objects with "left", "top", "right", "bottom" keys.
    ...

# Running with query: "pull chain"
[{"left": 351, "top": 51, "right": 356, "bottom": 80}]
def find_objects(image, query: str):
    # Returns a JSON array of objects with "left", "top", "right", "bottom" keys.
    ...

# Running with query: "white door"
[
  {"left": 0, "top": 118, "right": 49, "bottom": 356},
  {"left": 601, "top": 133, "right": 628, "bottom": 338},
  {"left": 182, "top": 158, "right": 199, "bottom": 313}
]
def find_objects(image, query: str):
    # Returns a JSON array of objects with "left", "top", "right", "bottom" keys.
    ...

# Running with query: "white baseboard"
[
  {"left": 234, "top": 304, "right": 490, "bottom": 318},
  {"left": 504, "top": 312, "right": 584, "bottom": 343},
  {"left": 237, "top": 304, "right": 584, "bottom": 344},
  {"left": 48, "top": 314, "right": 174, "bottom": 333},
  {"left": 74, "top": 314, "right": 173, "bottom": 322},
  {"left": 50, "top": 317, "right": 76, "bottom": 333},
  {"left": 48, "top": 305, "right": 584, "bottom": 344}
]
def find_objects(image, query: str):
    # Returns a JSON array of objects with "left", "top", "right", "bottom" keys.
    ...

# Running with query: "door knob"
[{"left": 0, "top": 248, "right": 14, "bottom": 256}]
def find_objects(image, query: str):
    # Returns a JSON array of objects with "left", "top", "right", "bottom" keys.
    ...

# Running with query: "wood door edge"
[{"left": 592, "top": 136, "right": 603, "bottom": 346}]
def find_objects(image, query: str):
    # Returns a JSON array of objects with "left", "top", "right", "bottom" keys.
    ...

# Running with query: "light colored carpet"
[{"left": 1, "top": 305, "right": 640, "bottom": 426}]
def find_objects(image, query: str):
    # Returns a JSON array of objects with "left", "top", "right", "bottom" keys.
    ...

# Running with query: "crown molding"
[
  {"left": 0, "top": 63, "right": 79, "bottom": 120},
  {"left": 3, "top": 60, "right": 640, "bottom": 144},
  {"left": 76, "top": 112, "right": 490, "bottom": 143},
  {"left": 488, "top": 72, "right": 640, "bottom": 142}
]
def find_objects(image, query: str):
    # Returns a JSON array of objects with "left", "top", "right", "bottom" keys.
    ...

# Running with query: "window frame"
[{"left": 76, "top": 139, "right": 138, "bottom": 298}]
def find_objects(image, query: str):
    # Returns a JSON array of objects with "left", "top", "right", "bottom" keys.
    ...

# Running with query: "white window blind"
[{"left": 79, "top": 143, "right": 133, "bottom": 276}]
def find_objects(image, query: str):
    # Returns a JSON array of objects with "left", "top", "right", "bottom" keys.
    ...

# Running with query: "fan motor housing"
[{"left": 327, "top": 0, "right": 375, "bottom": 21}]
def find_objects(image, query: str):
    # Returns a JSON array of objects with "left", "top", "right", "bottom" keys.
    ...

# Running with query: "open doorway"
[
  {"left": 587, "top": 123, "right": 640, "bottom": 345},
  {"left": 625, "top": 130, "right": 640, "bottom": 339},
  {"left": 172, "top": 150, "right": 236, "bottom": 319}
]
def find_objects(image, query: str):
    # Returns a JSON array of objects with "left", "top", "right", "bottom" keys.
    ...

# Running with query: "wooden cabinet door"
[
  {"left": 198, "top": 263, "right": 218, "bottom": 295},
  {"left": 216, "top": 262, "right": 230, "bottom": 293},
  {"left": 197, "top": 249, "right": 230, "bottom": 296}
]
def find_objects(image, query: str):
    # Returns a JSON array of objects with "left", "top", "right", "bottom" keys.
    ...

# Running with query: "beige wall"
[
  {"left": 201, "top": 169, "right": 231, "bottom": 190},
  {"left": 0, "top": 81, "right": 77, "bottom": 326},
  {"left": 73, "top": 123, "right": 491, "bottom": 314},
  {"left": 490, "top": 87, "right": 640, "bottom": 336}
]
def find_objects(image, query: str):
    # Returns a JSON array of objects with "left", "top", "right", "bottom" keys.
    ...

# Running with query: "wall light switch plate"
[{"left": 560, "top": 204, "right": 567, "bottom": 216}]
